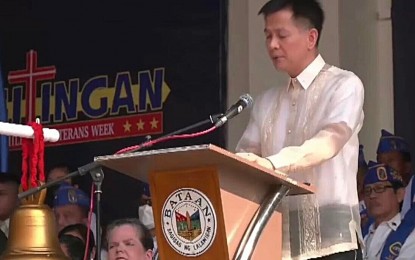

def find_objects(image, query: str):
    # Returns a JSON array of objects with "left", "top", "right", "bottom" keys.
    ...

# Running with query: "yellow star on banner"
[
  {"left": 136, "top": 119, "right": 145, "bottom": 131},
  {"left": 150, "top": 117, "right": 159, "bottom": 129},
  {"left": 123, "top": 120, "right": 132, "bottom": 132}
]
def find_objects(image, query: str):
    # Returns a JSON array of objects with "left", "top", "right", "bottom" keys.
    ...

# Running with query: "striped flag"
[{"left": 0, "top": 59, "right": 8, "bottom": 172}]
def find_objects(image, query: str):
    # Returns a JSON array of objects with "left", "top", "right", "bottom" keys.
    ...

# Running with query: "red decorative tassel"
[
  {"left": 21, "top": 121, "right": 45, "bottom": 191},
  {"left": 21, "top": 137, "right": 31, "bottom": 191}
]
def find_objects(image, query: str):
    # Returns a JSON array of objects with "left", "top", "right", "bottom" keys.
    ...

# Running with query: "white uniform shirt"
[
  {"left": 401, "top": 175, "right": 414, "bottom": 219},
  {"left": 237, "top": 55, "right": 364, "bottom": 259},
  {"left": 364, "top": 213, "right": 415, "bottom": 260}
]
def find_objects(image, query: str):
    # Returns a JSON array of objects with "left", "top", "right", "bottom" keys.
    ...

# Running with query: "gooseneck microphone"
[{"left": 215, "top": 93, "right": 254, "bottom": 127}]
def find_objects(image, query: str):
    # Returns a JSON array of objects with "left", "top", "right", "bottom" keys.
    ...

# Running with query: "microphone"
[{"left": 215, "top": 94, "right": 254, "bottom": 127}]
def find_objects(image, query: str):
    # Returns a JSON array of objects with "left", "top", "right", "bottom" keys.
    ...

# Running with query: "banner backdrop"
[{"left": 0, "top": 0, "right": 227, "bottom": 223}]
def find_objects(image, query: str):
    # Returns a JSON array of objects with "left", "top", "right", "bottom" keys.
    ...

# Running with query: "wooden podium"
[{"left": 95, "top": 144, "right": 314, "bottom": 260}]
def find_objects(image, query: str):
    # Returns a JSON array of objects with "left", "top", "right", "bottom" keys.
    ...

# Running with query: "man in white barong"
[{"left": 236, "top": 0, "right": 364, "bottom": 259}]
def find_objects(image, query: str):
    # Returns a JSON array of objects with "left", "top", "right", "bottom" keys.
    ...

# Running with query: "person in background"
[
  {"left": 376, "top": 129, "right": 415, "bottom": 222},
  {"left": 236, "top": 0, "right": 364, "bottom": 258},
  {"left": 363, "top": 161, "right": 415, "bottom": 259},
  {"left": 45, "top": 163, "right": 78, "bottom": 208},
  {"left": 59, "top": 234, "right": 87, "bottom": 260},
  {"left": 106, "top": 218, "right": 153, "bottom": 260},
  {"left": 53, "top": 183, "right": 90, "bottom": 233},
  {"left": 376, "top": 129, "right": 412, "bottom": 186},
  {"left": 59, "top": 223, "right": 96, "bottom": 259},
  {"left": 54, "top": 184, "right": 107, "bottom": 259},
  {"left": 47, "top": 163, "right": 76, "bottom": 185}
]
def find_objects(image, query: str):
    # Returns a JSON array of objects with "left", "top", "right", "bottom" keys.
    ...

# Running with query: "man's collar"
[
  {"left": 287, "top": 54, "right": 326, "bottom": 91},
  {"left": 386, "top": 213, "right": 401, "bottom": 231},
  {"left": 370, "top": 213, "right": 401, "bottom": 232}
]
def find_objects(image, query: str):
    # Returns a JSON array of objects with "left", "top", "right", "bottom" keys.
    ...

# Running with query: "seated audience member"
[
  {"left": 106, "top": 218, "right": 153, "bottom": 260},
  {"left": 53, "top": 183, "right": 90, "bottom": 233},
  {"left": 363, "top": 161, "right": 415, "bottom": 259},
  {"left": 59, "top": 223, "right": 96, "bottom": 259},
  {"left": 48, "top": 164, "right": 99, "bottom": 242},
  {"left": 0, "top": 172, "right": 20, "bottom": 254},
  {"left": 47, "top": 163, "right": 75, "bottom": 184},
  {"left": 45, "top": 163, "right": 78, "bottom": 207},
  {"left": 376, "top": 129, "right": 415, "bottom": 221},
  {"left": 59, "top": 234, "right": 87, "bottom": 260},
  {"left": 376, "top": 129, "right": 412, "bottom": 186}
]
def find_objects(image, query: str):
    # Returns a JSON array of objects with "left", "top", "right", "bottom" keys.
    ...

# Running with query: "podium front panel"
[{"left": 150, "top": 167, "right": 229, "bottom": 260}]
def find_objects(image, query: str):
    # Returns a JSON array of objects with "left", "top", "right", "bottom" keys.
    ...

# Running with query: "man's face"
[
  {"left": 54, "top": 204, "right": 86, "bottom": 232},
  {"left": 364, "top": 181, "right": 403, "bottom": 220},
  {"left": 48, "top": 168, "right": 72, "bottom": 184},
  {"left": 377, "top": 151, "right": 411, "bottom": 185},
  {"left": 0, "top": 182, "right": 19, "bottom": 221},
  {"left": 264, "top": 8, "right": 317, "bottom": 77},
  {"left": 108, "top": 224, "right": 153, "bottom": 260}
]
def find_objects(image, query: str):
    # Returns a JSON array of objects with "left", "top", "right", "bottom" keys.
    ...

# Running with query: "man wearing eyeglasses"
[
  {"left": 375, "top": 129, "right": 415, "bottom": 221},
  {"left": 363, "top": 161, "right": 415, "bottom": 259}
]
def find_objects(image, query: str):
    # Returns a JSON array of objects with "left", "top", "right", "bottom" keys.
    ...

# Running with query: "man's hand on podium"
[
  {"left": 236, "top": 153, "right": 272, "bottom": 169},
  {"left": 236, "top": 153, "right": 288, "bottom": 177}
]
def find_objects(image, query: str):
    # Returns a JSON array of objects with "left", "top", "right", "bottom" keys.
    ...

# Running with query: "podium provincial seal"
[{"left": 161, "top": 188, "right": 217, "bottom": 257}]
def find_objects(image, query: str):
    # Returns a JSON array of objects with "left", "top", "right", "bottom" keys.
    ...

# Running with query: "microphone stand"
[{"left": 17, "top": 112, "right": 223, "bottom": 259}]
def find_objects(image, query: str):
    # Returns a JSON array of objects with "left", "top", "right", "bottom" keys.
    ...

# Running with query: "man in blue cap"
[
  {"left": 376, "top": 129, "right": 415, "bottom": 221},
  {"left": 363, "top": 161, "right": 415, "bottom": 259},
  {"left": 376, "top": 129, "right": 412, "bottom": 186},
  {"left": 53, "top": 183, "right": 90, "bottom": 233}
]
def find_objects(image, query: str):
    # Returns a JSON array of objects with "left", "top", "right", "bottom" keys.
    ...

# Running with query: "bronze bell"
[{"left": 2, "top": 197, "right": 68, "bottom": 259}]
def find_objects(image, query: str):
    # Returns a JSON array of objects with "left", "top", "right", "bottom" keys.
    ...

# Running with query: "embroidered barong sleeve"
[
  {"left": 235, "top": 93, "right": 266, "bottom": 155},
  {"left": 267, "top": 76, "right": 364, "bottom": 172}
]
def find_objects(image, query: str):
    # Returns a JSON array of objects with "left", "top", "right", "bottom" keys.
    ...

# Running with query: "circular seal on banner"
[{"left": 161, "top": 188, "right": 217, "bottom": 257}]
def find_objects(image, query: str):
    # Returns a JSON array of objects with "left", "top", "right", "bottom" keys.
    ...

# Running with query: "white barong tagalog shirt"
[{"left": 237, "top": 55, "right": 364, "bottom": 259}]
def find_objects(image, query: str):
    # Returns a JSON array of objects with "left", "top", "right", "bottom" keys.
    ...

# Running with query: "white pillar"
[{"left": 339, "top": 0, "right": 393, "bottom": 160}]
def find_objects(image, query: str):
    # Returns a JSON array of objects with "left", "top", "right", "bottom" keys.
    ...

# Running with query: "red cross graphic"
[{"left": 8, "top": 50, "right": 56, "bottom": 123}]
